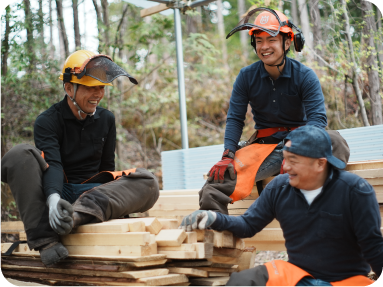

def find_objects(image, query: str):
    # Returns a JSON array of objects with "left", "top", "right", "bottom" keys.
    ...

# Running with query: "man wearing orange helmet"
[
  {"left": 1, "top": 50, "right": 160, "bottom": 266},
  {"left": 199, "top": 8, "right": 330, "bottom": 214}
]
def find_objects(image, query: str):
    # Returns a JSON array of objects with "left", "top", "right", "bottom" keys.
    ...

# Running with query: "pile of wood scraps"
[{"left": 1, "top": 217, "right": 255, "bottom": 286}]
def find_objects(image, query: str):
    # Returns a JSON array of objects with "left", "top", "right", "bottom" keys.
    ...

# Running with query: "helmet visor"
[
  {"left": 75, "top": 56, "right": 138, "bottom": 85},
  {"left": 226, "top": 8, "right": 283, "bottom": 39}
]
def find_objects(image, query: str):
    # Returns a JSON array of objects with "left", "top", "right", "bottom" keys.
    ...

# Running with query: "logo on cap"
[{"left": 260, "top": 16, "right": 269, "bottom": 24}]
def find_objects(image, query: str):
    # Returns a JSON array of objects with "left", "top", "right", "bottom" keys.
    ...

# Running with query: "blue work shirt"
[
  {"left": 225, "top": 57, "right": 327, "bottom": 151},
  {"left": 210, "top": 168, "right": 383, "bottom": 281}
]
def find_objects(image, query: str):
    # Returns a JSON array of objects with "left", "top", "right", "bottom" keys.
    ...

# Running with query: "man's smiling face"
[
  {"left": 255, "top": 32, "right": 290, "bottom": 66},
  {"left": 282, "top": 140, "right": 328, "bottom": 190}
]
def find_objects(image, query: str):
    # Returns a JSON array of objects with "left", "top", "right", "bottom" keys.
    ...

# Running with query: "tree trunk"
[
  {"left": 91, "top": 0, "right": 103, "bottom": 53},
  {"left": 101, "top": 0, "right": 111, "bottom": 53},
  {"left": 1, "top": 5, "right": 11, "bottom": 78},
  {"left": 49, "top": 0, "right": 55, "bottom": 58},
  {"left": 72, "top": 0, "right": 81, "bottom": 49},
  {"left": 38, "top": 0, "right": 46, "bottom": 57},
  {"left": 55, "top": 0, "right": 69, "bottom": 58},
  {"left": 309, "top": 0, "right": 323, "bottom": 64},
  {"left": 376, "top": 8, "right": 383, "bottom": 78},
  {"left": 297, "top": 0, "right": 313, "bottom": 58},
  {"left": 113, "top": 3, "right": 129, "bottom": 61},
  {"left": 362, "top": 1, "right": 382, "bottom": 125},
  {"left": 216, "top": 0, "right": 228, "bottom": 69},
  {"left": 237, "top": 0, "right": 248, "bottom": 61},
  {"left": 340, "top": 0, "right": 370, "bottom": 126},
  {"left": 291, "top": 0, "right": 299, "bottom": 26},
  {"left": 24, "top": 0, "right": 35, "bottom": 70}
]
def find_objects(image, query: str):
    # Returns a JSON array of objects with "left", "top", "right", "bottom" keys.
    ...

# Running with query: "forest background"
[{"left": 1, "top": 0, "right": 383, "bottom": 221}]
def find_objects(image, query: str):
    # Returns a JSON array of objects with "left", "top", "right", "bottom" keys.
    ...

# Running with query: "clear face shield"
[
  {"left": 68, "top": 55, "right": 138, "bottom": 85},
  {"left": 226, "top": 8, "right": 288, "bottom": 39}
]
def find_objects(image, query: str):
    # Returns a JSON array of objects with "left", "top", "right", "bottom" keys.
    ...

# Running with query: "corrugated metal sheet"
[{"left": 162, "top": 125, "right": 383, "bottom": 190}]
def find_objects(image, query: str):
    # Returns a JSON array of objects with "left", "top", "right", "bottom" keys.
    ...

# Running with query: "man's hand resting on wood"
[
  {"left": 207, "top": 149, "right": 236, "bottom": 183},
  {"left": 46, "top": 194, "right": 74, "bottom": 235},
  {"left": 179, "top": 210, "right": 217, "bottom": 232}
]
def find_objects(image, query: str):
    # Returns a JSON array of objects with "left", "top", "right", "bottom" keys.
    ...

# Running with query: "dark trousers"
[{"left": 1, "top": 144, "right": 160, "bottom": 250}]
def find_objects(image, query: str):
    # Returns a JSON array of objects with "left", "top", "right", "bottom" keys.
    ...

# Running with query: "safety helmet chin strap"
[{"left": 63, "top": 83, "right": 96, "bottom": 120}]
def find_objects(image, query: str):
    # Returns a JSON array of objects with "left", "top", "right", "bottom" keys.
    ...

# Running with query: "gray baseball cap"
[{"left": 283, "top": 126, "right": 346, "bottom": 170}]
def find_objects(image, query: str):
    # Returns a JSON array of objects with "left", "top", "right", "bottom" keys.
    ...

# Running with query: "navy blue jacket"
[
  {"left": 225, "top": 57, "right": 327, "bottom": 151},
  {"left": 211, "top": 168, "right": 383, "bottom": 281}
]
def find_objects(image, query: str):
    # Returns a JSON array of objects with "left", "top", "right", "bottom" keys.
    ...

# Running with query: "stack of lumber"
[
  {"left": 1, "top": 218, "right": 254, "bottom": 286},
  {"left": 1, "top": 221, "right": 26, "bottom": 240},
  {"left": 148, "top": 159, "right": 383, "bottom": 251}
]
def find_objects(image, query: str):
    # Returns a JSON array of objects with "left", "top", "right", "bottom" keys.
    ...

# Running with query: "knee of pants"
[{"left": 226, "top": 265, "right": 269, "bottom": 286}]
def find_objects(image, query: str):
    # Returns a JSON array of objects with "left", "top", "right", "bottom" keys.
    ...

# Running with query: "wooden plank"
[
  {"left": 157, "top": 219, "right": 178, "bottom": 229},
  {"left": 156, "top": 229, "right": 187, "bottom": 247},
  {"left": 168, "top": 267, "right": 208, "bottom": 277},
  {"left": 208, "top": 256, "right": 238, "bottom": 265},
  {"left": 194, "top": 267, "right": 237, "bottom": 273},
  {"left": 367, "top": 178, "right": 383, "bottom": 185},
  {"left": 1, "top": 221, "right": 24, "bottom": 233},
  {"left": 129, "top": 221, "right": 146, "bottom": 232},
  {"left": 236, "top": 247, "right": 257, "bottom": 271},
  {"left": 1, "top": 243, "right": 38, "bottom": 254},
  {"left": 1, "top": 265, "right": 169, "bottom": 279},
  {"left": 61, "top": 232, "right": 150, "bottom": 246},
  {"left": 244, "top": 241, "right": 286, "bottom": 251},
  {"left": 158, "top": 244, "right": 195, "bottom": 252},
  {"left": 3, "top": 270, "right": 188, "bottom": 286},
  {"left": 75, "top": 222, "right": 130, "bottom": 233},
  {"left": 348, "top": 169, "right": 383, "bottom": 178},
  {"left": 19, "top": 231, "right": 27, "bottom": 240},
  {"left": 66, "top": 245, "right": 152, "bottom": 256},
  {"left": 183, "top": 232, "right": 197, "bottom": 244},
  {"left": 157, "top": 250, "right": 197, "bottom": 259},
  {"left": 107, "top": 218, "right": 162, "bottom": 235},
  {"left": 213, "top": 247, "right": 243, "bottom": 258},
  {"left": 190, "top": 276, "right": 230, "bottom": 286},
  {"left": 194, "top": 242, "right": 214, "bottom": 259},
  {"left": 208, "top": 272, "right": 230, "bottom": 277},
  {"left": 195, "top": 230, "right": 214, "bottom": 243},
  {"left": 234, "top": 237, "right": 246, "bottom": 250},
  {"left": 166, "top": 260, "right": 213, "bottom": 268},
  {"left": 213, "top": 231, "right": 234, "bottom": 248},
  {"left": 140, "top": 3, "right": 169, "bottom": 18},
  {"left": 346, "top": 160, "right": 383, "bottom": 171}
]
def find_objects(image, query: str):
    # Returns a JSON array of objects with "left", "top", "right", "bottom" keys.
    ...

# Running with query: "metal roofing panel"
[{"left": 162, "top": 126, "right": 383, "bottom": 190}]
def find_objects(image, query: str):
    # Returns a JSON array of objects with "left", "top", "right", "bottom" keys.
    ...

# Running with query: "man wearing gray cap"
[{"left": 180, "top": 126, "right": 382, "bottom": 286}]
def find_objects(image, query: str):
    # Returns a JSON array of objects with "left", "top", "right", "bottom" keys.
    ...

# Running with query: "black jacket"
[
  {"left": 211, "top": 168, "right": 383, "bottom": 281},
  {"left": 34, "top": 96, "right": 116, "bottom": 197}
]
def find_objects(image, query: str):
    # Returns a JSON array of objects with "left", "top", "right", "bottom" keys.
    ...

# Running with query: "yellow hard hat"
[{"left": 59, "top": 50, "right": 138, "bottom": 86}]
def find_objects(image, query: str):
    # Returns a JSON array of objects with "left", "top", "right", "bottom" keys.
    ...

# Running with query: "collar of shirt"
[
  {"left": 61, "top": 95, "right": 100, "bottom": 121},
  {"left": 259, "top": 56, "right": 292, "bottom": 79}
]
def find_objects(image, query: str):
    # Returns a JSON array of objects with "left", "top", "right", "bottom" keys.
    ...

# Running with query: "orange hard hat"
[{"left": 249, "top": 10, "right": 294, "bottom": 41}]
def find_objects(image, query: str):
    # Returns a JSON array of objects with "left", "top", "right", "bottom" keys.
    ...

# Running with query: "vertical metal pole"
[{"left": 174, "top": 8, "right": 189, "bottom": 149}]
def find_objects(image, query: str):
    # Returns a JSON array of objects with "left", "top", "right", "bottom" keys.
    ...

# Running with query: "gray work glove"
[
  {"left": 46, "top": 193, "right": 74, "bottom": 235},
  {"left": 179, "top": 210, "right": 217, "bottom": 232}
]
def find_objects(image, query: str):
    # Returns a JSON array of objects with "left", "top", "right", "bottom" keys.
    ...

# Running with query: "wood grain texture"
[
  {"left": 155, "top": 229, "right": 186, "bottom": 247},
  {"left": 61, "top": 232, "right": 150, "bottom": 246}
]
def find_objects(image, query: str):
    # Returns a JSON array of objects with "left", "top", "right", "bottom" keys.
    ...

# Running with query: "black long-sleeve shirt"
[
  {"left": 34, "top": 96, "right": 116, "bottom": 198},
  {"left": 211, "top": 168, "right": 383, "bottom": 281}
]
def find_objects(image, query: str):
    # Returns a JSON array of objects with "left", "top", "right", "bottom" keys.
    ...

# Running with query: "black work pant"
[{"left": 1, "top": 144, "right": 160, "bottom": 250}]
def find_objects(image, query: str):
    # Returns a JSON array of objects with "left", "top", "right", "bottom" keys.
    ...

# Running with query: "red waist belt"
[{"left": 257, "top": 126, "right": 301, "bottom": 138}]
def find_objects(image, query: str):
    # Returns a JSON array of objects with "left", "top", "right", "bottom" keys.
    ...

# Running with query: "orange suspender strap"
[
  {"left": 331, "top": 275, "right": 375, "bottom": 286},
  {"left": 122, "top": 168, "right": 136, "bottom": 176},
  {"left": 265, "top": 260, "right": 313, "bottom": 286},
  {"left": 230, "top": 143, "right": 277, "bottom": 202},
  {"left": 257, "top": 126, "right": 301, "bottom": 139}
]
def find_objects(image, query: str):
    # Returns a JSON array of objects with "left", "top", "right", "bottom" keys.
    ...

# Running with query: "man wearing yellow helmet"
[{"left": 1, "top": 50, "right": 159, "bottom": 266}]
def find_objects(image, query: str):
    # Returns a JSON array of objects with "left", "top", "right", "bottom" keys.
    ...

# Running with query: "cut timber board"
[
  {"left": 75, "top": 222, "right": 130, "bottom": 233},
  {"left": 213, "top": 231, "right": 234, "bottom": 248},
  {"left": 140, "top": 3, "right": 169, "bottom": 18},
  {"left": 190, "top": 276, "right": 230, "bottom": 286},
  {"left": 66, "top": 245, "right": 152, "bottom": 256},
  {"left": 61, "top": 232, "right": 150, "bottom": 246},
  {"left": 1, "top": 221, "right": 24, "bottom": 233},
  {"left": 157, "top": 250, "right": 197, "bottom": 259},
  {"left": 107, "top": 218, "right": 162, "bottom": 235},
  {"left": 157, "top": 218, "right": 178, "bottom": 229},
  {"left": 156, "top": 229, "right": 186, "bottom": 246},
  {"left": 213, "top": 247, "right": 244, "bottom": 258},
  {"left": 183, "top": 232, "right": 197, "bottom": 244},
  {"left": 194, "top": 242, "right": 214, "bottom": 259},
  {"left": 158, "top": 244, "right": 195, "bottom": 251},
  {"left": 346, "top": 160, "right": 383, "bottom": 171},
  {"left": 168, "top": 267, "right": 208, "bottom": 277},
  {"left": 349, "top": 169, "right": 383, "bottom": 178},
  {"left": 195, "top": 230, "right": 214, "bottom": 243},
  {"left": 3, "top": 270, "right": 188, "bottom": 286},
  {"left": 1, "top": 265, "right": 169, "bottom": 279}
]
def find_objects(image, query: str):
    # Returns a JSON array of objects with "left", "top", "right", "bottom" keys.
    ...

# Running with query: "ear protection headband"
[{"left": 226, "top": 7, "right": 305, "bottom": 52}]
